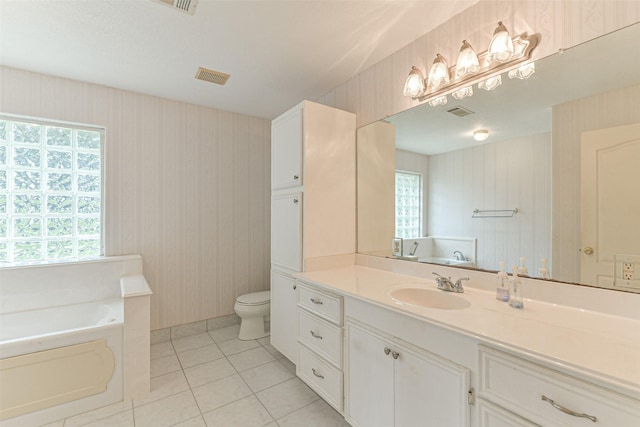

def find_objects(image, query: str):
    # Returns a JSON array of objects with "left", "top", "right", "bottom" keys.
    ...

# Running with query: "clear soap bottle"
[
  {"left": 539, "top": 258, "right": 550, "bottom": 279},
  {"left": 495, "top": 261, "right": 509, "bottom": 301},
  {"left": 509, "top": 267, "right": 524, "bottom": 309}
]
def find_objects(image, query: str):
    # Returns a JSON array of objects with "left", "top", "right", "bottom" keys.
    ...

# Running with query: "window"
[
  {"left": 0, "top": 116, "right": 103, "bottom": 264},
  {"left": 395, "top": 171, "right": 422, "bottom": 238}
]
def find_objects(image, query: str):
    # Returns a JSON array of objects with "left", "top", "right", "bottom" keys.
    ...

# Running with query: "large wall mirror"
[{"left": 357, "top": 23, "right": 640, "bottom": 293}]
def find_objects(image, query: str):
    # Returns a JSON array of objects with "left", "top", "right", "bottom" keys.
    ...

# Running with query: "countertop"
[{"left": 296, "top": 265, "right": 640, "bottom": 397}]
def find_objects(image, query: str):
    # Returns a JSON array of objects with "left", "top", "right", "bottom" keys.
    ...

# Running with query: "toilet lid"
[{"left": 236, "top": 291, "right": 270, "bottom": 306}]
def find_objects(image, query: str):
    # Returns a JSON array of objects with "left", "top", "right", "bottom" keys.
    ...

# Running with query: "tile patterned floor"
[{"left": 42, "top": 326, "right": 350, "bottom": 427}]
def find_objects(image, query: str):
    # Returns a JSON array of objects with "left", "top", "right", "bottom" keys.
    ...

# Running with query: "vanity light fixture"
[
  {"left": 402, "top": 21, "right": 538, "bottom": 104},
  {"left": 427, "top": 54, "right": 450, "bottom": 91},
  {"left": 403, "top": 66, "right": 427, "bottom": 98},
  {"left": 473, "top": 129, "right": 489, "bottom": 141},
  {"left": 456, "top": 40, "right": 480, "bottom": 78},
  {"left": 487, "top": 21, "right": 515, "bottom": 63}
]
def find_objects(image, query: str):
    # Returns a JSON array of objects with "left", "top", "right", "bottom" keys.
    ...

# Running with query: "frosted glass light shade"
[
  {"left": 488, "top": 22, "right": 514, "bottom": 63},
  {"left": 456, "top": 40, "right": 480, "bottom": 78},
  {"left": 427, "top": 54, "right": 450, "bottom": 91},
  {"left": 473, "top": 130, "right": 489, "bottom": 141},
  {"left": 403, "top": 66, "right": 426, "bottom": 98},
  {"left": 478, "top": 74, "right": 502, "bottom": 91},
  {"left": 452, "top": 86, "right": 473, "bottom": 100},
  {"left": 508, "top": 62, "right": 536, "bottom": 80},
  {"left": 428, "top": 95, "right": 447, "bottom": 107}
]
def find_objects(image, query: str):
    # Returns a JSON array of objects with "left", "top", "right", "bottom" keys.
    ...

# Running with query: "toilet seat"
[{"left": 236, "top": 291, "right": 270, "bottom": 306}]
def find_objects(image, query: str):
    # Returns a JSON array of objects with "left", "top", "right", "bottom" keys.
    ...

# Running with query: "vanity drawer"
[
  {"left": 297, "top": 309, "right": 342, "bottom": 368},
  {"left": 297, "top": 344, "right": 343, "bottom": 413},
  {"left": 297, "top": 282, "right": 342, "bottom": 325},
  {"left": 479, "top": 346, "right": 640, "bottom": 426}
]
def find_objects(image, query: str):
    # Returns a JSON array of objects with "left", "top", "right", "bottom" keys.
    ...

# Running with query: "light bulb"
[
  {"left": 488, "top": 21, "right": 514, "bottom": 63},
  {"left": 427, "top": 54, "right": 450, "bottom": 91},
  {"left": 403, "top": 66, "right": 426, "bottom": 98},
  {"left": 456, "top": 40, "right": 480, "bottom": 78},
  {"left": 473, "top": 130, "right": 489, "bottom": 141}
]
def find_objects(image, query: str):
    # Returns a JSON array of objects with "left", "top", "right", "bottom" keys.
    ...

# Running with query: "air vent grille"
[
  {"left": 195, "top": 67, "right": 230, "bottom": 86},
  {"left": 446, "top": 106, "right": 475, "bottom": 117},
  {"left": 152, "top": 0, "right": 198, "bottom": 15}
]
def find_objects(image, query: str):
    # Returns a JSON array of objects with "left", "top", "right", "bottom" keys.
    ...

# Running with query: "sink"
[
  {"left": 419, "top": 257, "right": 476, "bottom": 267},
  {"left": 389, "top": 286, "right": 471, "bottom": 310}
]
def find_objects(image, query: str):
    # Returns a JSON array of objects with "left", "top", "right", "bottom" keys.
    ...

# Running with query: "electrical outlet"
[
  {"left": 623, "top": 271, "right": 634, "bottom": 280},
  {"left": 623, "top": 262, "right": 634, "bottom": 271}
]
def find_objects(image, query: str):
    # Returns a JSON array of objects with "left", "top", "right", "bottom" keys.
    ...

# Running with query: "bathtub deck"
[{"left": 41, "top": 326, "right": 349, "bottom": 427}]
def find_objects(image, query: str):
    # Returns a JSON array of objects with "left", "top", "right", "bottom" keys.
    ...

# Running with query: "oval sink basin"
[{"left": 390, "top": 287, "right": 471, "bottom": 310}]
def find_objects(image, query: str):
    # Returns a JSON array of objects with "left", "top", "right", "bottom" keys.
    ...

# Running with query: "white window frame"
[
  {"left": 395, "top": 170, "right": 423, "bottom": 238},
  {"left": 0, "top": 114, "right": 105, "bottom": 265}
]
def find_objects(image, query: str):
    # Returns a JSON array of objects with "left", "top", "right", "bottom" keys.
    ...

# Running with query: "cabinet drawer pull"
[
  {"left": 312, "top": 368, "right": 324, "bottom": 379},
  {"left": 384, "top": 347, "right": 391, "bottom": 355},
  {"left": 391, "top": 351, "right": 400, "bottom": 360},
  {"left": 310, "top": 330, "right": 323, "bottom": 339},
  {"left": 541, "top": 395, "right": 597, "bottom": 423},
  {"left": 310, "top": 297, "right": 323, "bottom": 305}
]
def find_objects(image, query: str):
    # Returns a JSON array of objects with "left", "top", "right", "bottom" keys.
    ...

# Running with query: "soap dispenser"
[
  {"left": 495, "top": 261, "right": 509, "bottom": 301},
  {"left": 518, "top": 257, "right": 528, "bottom": 276},
  {"left": 509, "top": 267, "right": 524, "bottom": 309},
  {"left": 539, "top": 258, "right": 550, "bottom": 279}
]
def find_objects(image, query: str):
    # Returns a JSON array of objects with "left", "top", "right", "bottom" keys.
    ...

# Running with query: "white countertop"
[{"left": 296, "top": 265, "right": 640, "bottom": 397}]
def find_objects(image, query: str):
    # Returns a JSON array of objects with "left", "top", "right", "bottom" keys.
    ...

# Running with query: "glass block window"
[
  {"left": 0, "top": 116, "right": 103, "bottom": 264},
  {"left": 395, "top": 171, "right": 422, "bottom": 238}
]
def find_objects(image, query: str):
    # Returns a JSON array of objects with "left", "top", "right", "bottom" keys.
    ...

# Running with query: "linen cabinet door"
[
  {"left": 394, "top": 342, "right": 470, "bottom": 427},
  {"left": 270, "top": 193, "right": 302, "bottom": 271},
  {"left": 270, "top": 270, "right": 298, "bottom": 363},
  {"left": 346, "top": 322, "right": 394, "bottom": 427},
  {"left": 271, "top": 106, "right": 302, "bottom": 190}
]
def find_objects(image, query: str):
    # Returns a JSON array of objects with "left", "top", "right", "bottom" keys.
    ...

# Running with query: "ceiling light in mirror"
[
  {"left": 488, "top": 21, "right": 515, "bottom": 63},
  {"left": 403, "top": 66, "right": 426, "bottom": 98},
  {"left": 456, "top": 40, "right": 480, "bottom": 78},
  {"left": 478, "top": 74, "right": 502, "bottom": 91},
  {"left": 452, "top": 86, "right": 473, "bottom": 100},
  {"left": 427, "top": 54, "right": 450, "bottom": 91},
  {"left": 508, "top": 62, "right": 536, "bottom": 80},
  {"left": 473, "top": 129, "right": 489, "bottom": 141},
  {"left": 428, "top": 96, "right": 448, "bottom": 107}
]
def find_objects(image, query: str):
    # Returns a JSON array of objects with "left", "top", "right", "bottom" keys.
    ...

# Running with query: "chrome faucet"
[
  {"left": 453, "top": 251, "right": 465, "bottom": 261},
  {"left": 433, "top": 272, "right": 469, "bottom": 293}
]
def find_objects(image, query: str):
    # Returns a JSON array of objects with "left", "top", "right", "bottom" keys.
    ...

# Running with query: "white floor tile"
[
  {"left": 38, "top": 421, "right": 64, "bottom": 427},
  {"left": 276, "top": 399, "right": 350, "bottom": 427},
  {"left": 227, "top": 346, "right": 275, "bottom": 372},
  {"left": 218, "top": 337, "right": 261, "bottom": 356},
  {"left": 257, "top": 336, "right": 270, "bottom": 346},
  {"left": 151, "top": 353, "right": 182, "bottom": 377},
  {"left": 201, "top": 395, "right": 274, "bottom": 427},
  {"left": 133, "top": 370, "right": 190, "bottom": 407},
  {"left": 239, "top": 360, "right": 295, "bottom": 392},
  {"left": 278, "top": 356, "right": 296, "bottom": 374},
  {"left": 255, "top": 378, "right": 319, "bottom": 419},
  {"left": 208, "top": 324, "right": 241, "bottom": 342},
  {"left": 134, "top": 390, "right": 200, "bottom": 427},
  {"left": 184, "top": 357, "right": 237, "bottom": 388},
  {"left": 173, "top": 415, "right": 207, "bottom": 426},
  {"left": 260, "top": 343, "right": 284, "bottom": 359},
  {"left": 150, "top": 341, "right": 175, "bottom": 360},
  {"left": 172, "top": 333, "right": 215, "bottom": 353},
  {"left": 177, "top": 343, "right": 224, "bottom": 368},
  {"left": 81, "top": 409, "right": 134, "bottom": 427},
  {"left": 191, "top": 374, "right": 253, "bottom": 414},
  {"left": 64, "top": 400, "right": 132, "bottom": 427}
]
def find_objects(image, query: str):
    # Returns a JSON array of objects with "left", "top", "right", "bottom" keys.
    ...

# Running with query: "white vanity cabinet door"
[
  {"left": 271, "top": 106, "right": 302, "bottom": 190},
  {"left": 346, "top": 322, "right": 394, "bottom": 427},
  {"left": 270, "top": 271, "right": 298, "bottom": 363},
  {"left": 270, "top": 193, "right": 302, "bottom": 271}
]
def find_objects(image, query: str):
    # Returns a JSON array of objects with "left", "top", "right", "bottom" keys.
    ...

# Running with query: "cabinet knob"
[
  {"left": 583, "top": 247, "right": 594, "bottom": 255},
  {"left": 293, "top": 174, "right": 299, "bottom": 181},
  {"left": 391, "top": 351, "right": 400, "bottom": 360},
  {"left": 312, "top": 368, "right": 324, "bottom": 379},
  {"left": 293, "top": 284, "right": 297, "bottom": 290},
  {"left": 293, "top": 197, "right": 299, "bottom": 204},
  {"left": 384, "top": 347, "right": 391, "bottom": 356}
]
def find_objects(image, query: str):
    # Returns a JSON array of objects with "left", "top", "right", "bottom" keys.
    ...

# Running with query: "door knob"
[{"left": 583, "top": 247, "right": 594, "bottom": 255}]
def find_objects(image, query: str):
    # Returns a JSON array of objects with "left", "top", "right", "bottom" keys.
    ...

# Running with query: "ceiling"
[
  {"left": 0, "top": 0, "right": 479, "bottom": 119},
  {"left": 388, "top": 23, "right": 640, "bottom": 155}
]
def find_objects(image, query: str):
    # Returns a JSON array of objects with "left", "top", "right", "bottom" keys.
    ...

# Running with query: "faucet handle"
[
  {"left": 454, "top": 277, "right": 469, "bottom": 292},
  {"left": 432, "top": 272, "right": 450, "bottom": 279}
]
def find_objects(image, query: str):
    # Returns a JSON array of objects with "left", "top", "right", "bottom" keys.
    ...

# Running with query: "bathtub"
[{"left": 0, "top": 298, "right": 124, "bottom": 426}]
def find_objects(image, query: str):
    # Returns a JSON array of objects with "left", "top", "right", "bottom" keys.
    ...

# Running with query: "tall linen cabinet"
[{"left": 270, "top": 100, "right": 356, "bottom": 364}]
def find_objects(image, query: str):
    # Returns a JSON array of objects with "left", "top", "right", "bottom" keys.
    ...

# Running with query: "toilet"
[{"left": 234, "top": 291, "right": 271, "bottom": 340}]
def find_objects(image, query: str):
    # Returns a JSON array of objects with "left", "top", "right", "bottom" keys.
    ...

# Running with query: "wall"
[
  {"left": 552, "top": 83, "right": 640, "bottom": 282},
  {"left": 0, "top": 66, "right": 271, "bottom": 330},
  {"left": 427, "top": 133, "right": 551, "bottom": 273},
  {"left": 316, "top": 0, "right": 640, "bottom": 127}
]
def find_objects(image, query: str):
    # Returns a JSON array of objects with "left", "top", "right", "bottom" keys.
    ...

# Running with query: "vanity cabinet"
[
  {"left": 478, "top": 345, "right": 640, "bottom": 426},
  {"left": 296, "top": 281, "right": 344, "bottom": 413},
  {"left": 346, "top": 320, "right": 470, "bottom": 427},
  {"left": 270, "top": 100, "right": 355, "bottom": 364}
]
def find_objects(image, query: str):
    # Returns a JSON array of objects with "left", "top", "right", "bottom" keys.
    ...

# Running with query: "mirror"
[{"left": 357, "top": 23, "right": 640, "bottom": 292}]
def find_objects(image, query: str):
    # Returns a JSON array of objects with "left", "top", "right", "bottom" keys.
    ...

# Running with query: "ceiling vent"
[
  {"left": 446, "top": 106, "right": 475, "bottom": 117},
  {"left": 152, "top": 0, "right": 199, "bottom": 15},
  {"left": 195, "top": 67, "right": 230, "bottom": 86}
]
